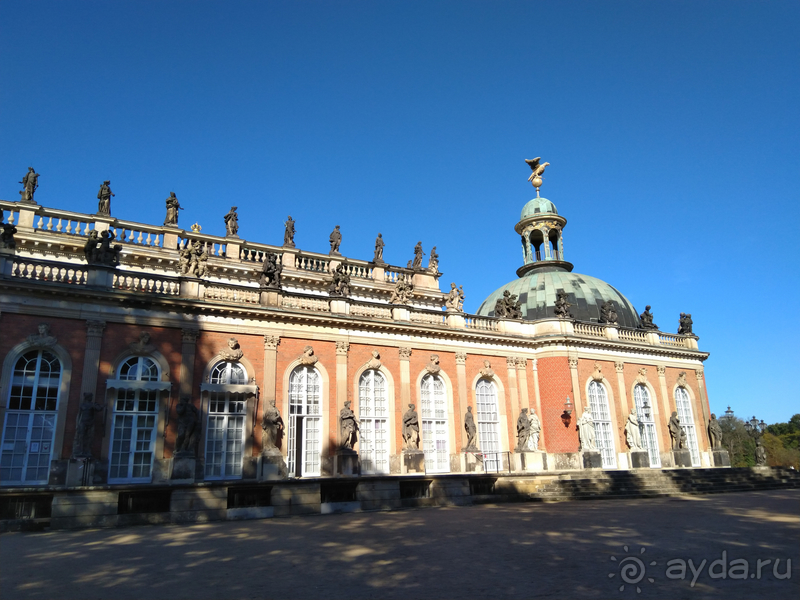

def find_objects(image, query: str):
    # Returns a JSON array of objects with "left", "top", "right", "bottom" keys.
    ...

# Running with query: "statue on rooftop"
[
  {"left": 495, "top": 290, "right": 522, "bottom": 319},
  {"left": 412, "top": 241, "right": 425, "bottom": 269},
  {"left": 97, "top": 180, "right": 114, "bottom": 216},
  {"left": 427, "top": 246, "right": 439, "bottom": 273},
  {"left": 678, "top": 313, "right": 694, "bottom": 335},
  {"left": 84, "top": 230, "right": 121, "bottom": 267},
  {"left": 554, "top": 291, "right": 573, "bottom": 319},
  {"left": 639, "top": 305, "right": 658, "bottom": 330},
  {"left": 224, "top": 206, "right": 239, "bottom": 237},
  {"left": 373, "top": 233, "right": 385, "bottom": 264},
  {"left": 196, "top": 249, "right": 209, "bottom": 278},
  {"left": 389, "top": 273, "right": 413, "bottom": 305},
  {"left": 328, "top": 263, "right": 351, "bottom": 297},
  {"left": 329, "top": 225, "right": 342, "bottom": 255},
  {"left": 164, "top": 192, "right": 182, "bottom": 227},
  {"left": 1, "top": 223, "right": 17, "bottom": 249},
  {"left": 599, "top": 300, "right": 618, "bottom": 325},
  {"left": 259, "top": 252, "right": 282, "bottom": 289},
  {"left": 445, "top": 282, "right": 462, "bottom": 311},
  {"left": 524, "top": 157, "right": 550, "bottom": 189},
  {"left": 19, "top": 167, "right": 40, "bottom": 204},
  {"left": 283, "top": 216, "right": 295, "bottom": 247}
]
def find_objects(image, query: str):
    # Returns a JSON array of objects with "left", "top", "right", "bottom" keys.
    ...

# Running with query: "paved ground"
[{"left": 2, "top": 490, "right": 798, "bottom": 600}]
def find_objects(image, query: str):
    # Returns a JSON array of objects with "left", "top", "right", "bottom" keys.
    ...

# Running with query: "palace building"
[{"left": 0, "top": 165, "right": 724, "bottom": 526}]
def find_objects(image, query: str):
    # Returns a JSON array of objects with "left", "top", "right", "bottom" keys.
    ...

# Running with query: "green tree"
[
  {"left": 719, "top": 416, "right": 755, "bottom": 467},
  {"left": 764, "top": 413, "right": 800, "bottom": 468}
]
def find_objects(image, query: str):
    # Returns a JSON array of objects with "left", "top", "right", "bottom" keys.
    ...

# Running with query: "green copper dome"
[
  {"left": 521, "top": 197, "right": 558, "bottom": 219},
  {"left": 476, "top": 266, "right": 640, "bottom": 328}
]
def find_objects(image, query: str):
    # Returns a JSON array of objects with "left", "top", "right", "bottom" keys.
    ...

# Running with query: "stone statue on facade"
[
  {"left": 299, "top": 345, "right": 318, "bottom": 365},
  {"left": 445, "top": 283, "right": 459, "bottom": 310},
  {"left": 527, "top": 409, "right": 541, "bottom": 451},
  {"left": 755, "top": 437, "right": 767, "bottom": 466},
  {"left": 678, "top": 313, "right": 694, "bottom": 335},
  {"left": 329, "top": 225, "right": 342, "bottom": 255},
  {"left": 402, "top": 403, "right": 420, "bottom": 450},
  {"left": 412, "top": 241, "right": 425, "bottom": 269},
  {"left": 577, "top": 407, "right": 597, "bottom": 451},
  {"left": 224, "top": 206, "right": 239, "bottom": 237},
  {"left": 625, "top": 408, "right": 643, "bottom": 451},
  {"left": 495, "top": 290, "right": 522, "bottom": 319},
  {"left": 554, "top": 291, "right": 573, "bottom": 319},
  {"left": 373, "top": 233, "right": 385, "bottom": 264},
  {"left": 708, "top": 414, "right": 723, "bottom": 450},
  {"left": 668, "top": 411, "right": 687, "bottom": 450},
  {"left": 340, "top": 400, "right": 359, "bottom": 449},
  {"left": 479, "top": 360, "right": 495, "bottom": 378},
  {"left": 639, "top": 305, "right": 658, "bottom": 330},
  {"left": 28, "top": 323, "right": 57, "bottom": 347},
  {"left": 175, "top": 396, "right": 200, "bottom": 456},
  {"left": 464, "top": 406, "right": 478, "bottom": 450},
  {"left": 19, "top": 167, "right": 40, "bottom": 203},
  {"left": 328, "top": 263, "right": 351, "bottom": 297},
  {"left": 425, "top": 354, "right": 441, "bottom": 375},
  {"left": 73, "top": 393, "right": 103, "bottom": 458},
  {"left": 196, "top": 249, "right": 209, "bottom": 278},
  {"left": 427, "top": 246, "right": 439, "bottom": 273},
  {"left": 516, "top": 408, "right": 530, "bottom": 451},
  {"left": 261, "top": 399, "right": 284, "bottom": 450},
  {"left": 97, "top": 181, "right": 114, "bottom": 216},
  {"left": 178, "top": 244, "right": 195, "bottom": 276},
  {"left": 365, "top": 350, "right": 381, "bottom": 370},
  {"left": 283, "top": 216, "right": 295, "bottom": 247},
  {"left": 1, "top": 222, "right": 17, "bottom": 249},
  {"left": 84, "top": 230, "right": 122, "bottom": 267},
  {"left": 525, "top": 157, "right": 549, "bottom": 188},
  {"left": 389, "top": 273, "right": 414, "bottom": 305},
  {"left": 599, "top": 300, "right": 618, "bottom": 325},
  {"left": 164, "top": 192, "right": 182, "bottom": 226},
  {"left": 259, "top": 252, "right": 282, "bottom": 289},
  {"left": 218, "top": 337, "right": 244, "bottom": 361}
]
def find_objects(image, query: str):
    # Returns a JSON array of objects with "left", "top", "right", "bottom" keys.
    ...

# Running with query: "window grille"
[
  {"left": 421, "top": 374, "right": 449, "bottom": 473},
  {"left": 358, "top": 370, "right": 388, "bottom": 474},
  {"left": 587, "top": 381, "right": 617, "bottom": 468},
  {"left": 633, "top": 384, "right": 661, "bottom": 467},
  {"left": 675, "top": 387, "right": 701, "bottom": 466},
  {"left": 475, "top": 379, "right": 501, "bottom": 472}
]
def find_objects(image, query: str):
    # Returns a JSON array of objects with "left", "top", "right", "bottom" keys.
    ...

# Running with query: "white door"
[
  {"left": 476, "top": 379, "right": 501, "bottom": 472},
  {"left": 359, "top": 370, "right": 389, "bottom": 474},
  {"left": 421, "top": 374, "right": 449, "bottom": 473},
  {"left": 633, "top": 385, "right": 661, "bottom": 468},
  {"left": 288, "top": 366, "right": 321, "bottom": 477},
  {"left": 1, "top": 350, "right": 61, "bottom": 485},
  {"left": 109, "top": 389, "right": 158, "bottom": 482},
  {"left": 588, "top": 381, "right": 617, "bottom": 468},
  {"left": 675, "top": 387, "right": 701, "bottom": 466}
]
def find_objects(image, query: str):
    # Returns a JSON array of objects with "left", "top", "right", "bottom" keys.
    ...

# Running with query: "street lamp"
[
  {"left": 744, "top": 416, "right": 766, "bottom": 436},
  {"left": 561, "top": 395, "right": 574, "bottom": 427}
]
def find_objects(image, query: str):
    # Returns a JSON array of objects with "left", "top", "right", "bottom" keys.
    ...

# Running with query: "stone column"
[
  {"left": 615, "top": 361, "right": 629, "bottom": 415},
  {"left": 455, "top": 351, "right": 467, "bottom": 450},
  {"left": 568, "top": 354, "right": 582, "bottom": 413}
]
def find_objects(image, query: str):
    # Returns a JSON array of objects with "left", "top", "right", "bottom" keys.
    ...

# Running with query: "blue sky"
[{"left": 2, "top": 1, "right": 798, "bottom": 424}]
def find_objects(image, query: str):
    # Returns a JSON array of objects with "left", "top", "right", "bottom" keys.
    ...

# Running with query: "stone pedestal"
[
  {"left": 258, "top": 450, "right": 288, "bottom": 480},
  {"left": 171, "top": 454, "right": 197, "bottom": 481},
  {"left": 629, "top": 451, "right": 650, "bottom": 469},
  {"left": 671, "top": 449, "right": 692, "bottom": 468},
  {"left": 329, "top": 299, "right": 350, "bottom": 314},
  {"left": 260, "top": 290, "right": 280, "bottom": 307},
  {"left": 581, "top": 451, "right": 603, "bottom": 469},
  {"left": 712, "top": 449, "right": 731, "bottom": 468},
  {"left": 402, "top": 450, "right": 425, "bottom": 474},
  {"left": 66, "top": 457, "right": 96, "bottom": 487},
  {"left": 86, "top": 265, "right": 116, "bottom": 289},
  {"left": 336, "top": 450, "right": 360, "bottom": 476},
  {"left": 515, "top": 451, "right": 547, "bottom": 472},
  {"left": 392, "top": 307, "right": 410, "bottom": 321},
  {"left": 460, "top": 451, "right": 482, "bottom": 473}
]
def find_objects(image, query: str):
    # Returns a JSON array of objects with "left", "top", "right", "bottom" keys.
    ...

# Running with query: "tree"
[{"left": 719, "top": 416, "right": 755, "bottom": 467}]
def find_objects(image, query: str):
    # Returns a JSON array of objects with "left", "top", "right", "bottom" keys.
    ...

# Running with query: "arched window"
[
  {"left": 288, "top": 366, "right": 321, "bottom": 477},
  {"left": 421, "top": 374, "right": 449, "bottom": 473},
  {"left": 587, "top": 381, "right": 616, "bottom": 468},
  {"left": 1, "top": 350, "right": 62, "bottom": 484},
  {"left": 475, "top": 379, "right": 501, "bottom": 472},
  {"left": 675, "top": 387, "right": 700, "bottom": 466},
  {"left": 109, "top": 356, "right": 160, "bottom": 483},
  {"left": 359, "top": 370, "right": 388, "bottom": 474},
  {"left": 205, "top": 361, "right": 248, "bottom": 479},
  {"left": 633, "top": 384, "right": 660, "bottom": 468}
]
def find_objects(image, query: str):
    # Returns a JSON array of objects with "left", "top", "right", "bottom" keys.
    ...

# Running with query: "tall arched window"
[
  {"left": 633, "top": 384, "right": 660, "bottom": 468},
  {"left": 204, "top": 361, "right": 248, "bottom": 479},
  {"left": 475, "top": 379, "right": 501, "bottom": 472},
  {"left": 675, "top": 387, "right": 700, "bottom": 466},
  {"left": 421, "top": 374, "right": 449, "bottom": 473},
  {"left": 587, "top": 381, "right": 616, "bottom": 468},
  {"left": 359, "top": 370, "right": 388, "bottom": 474},
  {"left": 288, "top": 366, "right": 321, "bottom": 477},
  {"left": 1, "top": 350, "right": 62, "bottom": 484},
  {"left": 109, "top": 356, "right": 160, "bottom": 482}
]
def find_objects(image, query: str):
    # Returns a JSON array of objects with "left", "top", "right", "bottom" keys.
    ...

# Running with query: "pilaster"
[
  {"left": 505, "top": 357, "right": 520, "bottom": 432},
  {"left": 335, "top": 341, "right": 350, "bottom": 444},
  {"left": 530, "top": 358, "right": 544, "bottom": 451},
  {"left": 179, "top": 329, "right": 201, "bottom": 397},
  {"left": 81, "top": 320, "right": 106, "bottom": 400},
  {"left": 455, "top": 351, "right": 467, "bottom": 450},
  {"left": 568, "top": 354, "right": 582, "bottom": 413},
  {"left": 262, "top": 335, "right": 280, "bottom": 434},
  {"left": 615, "top": 360, "right": 629, "bottom": 415},
  {"left": 399, "top": 347, "right": 412, "bottom": 410}
]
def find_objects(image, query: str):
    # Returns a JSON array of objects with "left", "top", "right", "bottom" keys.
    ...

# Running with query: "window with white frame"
[
  {"left": 633, "top": 384, "right": 660, "bottom": 468},
  {"left": 288, "top": 366, "right": 321, "bottom": 477},
  {"left": 1, "top": 350, "right": 62, "bottom": 485},
  {"left": 675, "top": 387, "right": 701, "bottom": 466},
  {"left": 204, "top": 361, "right": 248, "bottom": 479},
  {"left": 109, "top": 356, "right": 160, "bottom": 482},
  {"left": 475, "top": 379, "right": 501, "bottom": 472},
  {"left": 358, "top": 370, "right": 389, "bottom": 474},
  {"left": 587, "top": 381, "right": 617, "bottom": 468},
  {"left": 421, "top": 374, "right": 449, "bottom": 473}
]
